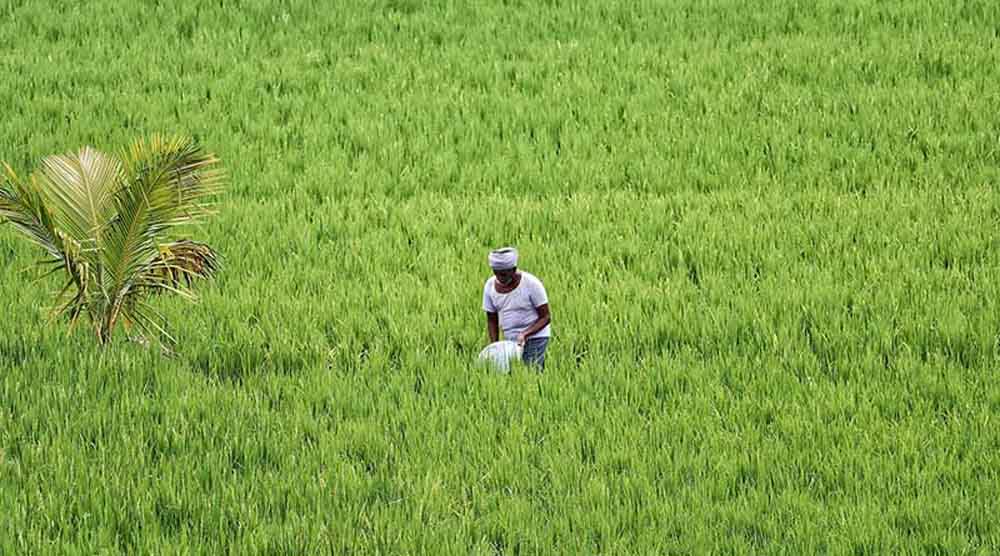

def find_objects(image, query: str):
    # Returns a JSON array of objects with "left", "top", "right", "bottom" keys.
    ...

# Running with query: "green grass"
[{"left": 2, "top": 0, "right": 1000, "bottom": 553}]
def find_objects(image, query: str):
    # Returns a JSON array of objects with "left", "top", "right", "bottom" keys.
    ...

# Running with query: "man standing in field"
[{"left": 483, "top": 247, "right": 552, "bottom": 369}]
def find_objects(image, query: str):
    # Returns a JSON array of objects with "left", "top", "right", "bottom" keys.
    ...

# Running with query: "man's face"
[{"left": 494, "top": 268, "right": 517, "bottom": 285}]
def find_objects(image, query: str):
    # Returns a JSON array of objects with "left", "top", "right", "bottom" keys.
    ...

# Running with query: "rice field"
[{"left": 2, "top": 0, "right": 1000, "bottom": 553}]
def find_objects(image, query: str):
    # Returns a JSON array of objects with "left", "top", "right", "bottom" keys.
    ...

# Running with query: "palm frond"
[
  {"left": 0, "top": 166, "right": 96, "bottom": 325},
  {"left": 143, "top": 240, "right": 220, "bottom": 289},
  {"left": 122, "top": 134, "right": 224, "bottom": 223},
  {"left": 35, "top": 146, "right": 122, "bottom": 253},
  {"left": 101, "top": 136, "right": 225, "bottom": 338},
  {"left": 0, "top": 163, "right": 65, "bottom": 260}
]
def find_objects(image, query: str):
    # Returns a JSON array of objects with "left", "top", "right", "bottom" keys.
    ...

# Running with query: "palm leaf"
[
  {"left": 122, "top": 135, "right": 224, "bottom": 223},
  {"left": 0, "top": 166, "right": 96, "bottom": 324},
  {"left": 0, "top": 163, "right": 65, "bottom": 260},
  {"left": 35, "top": 146, "right": 122, "bottom": 256},
  {"left": 142, "top": 240, "right": 220, "bottom": 289},
  {"left": 101, "top": 135, "right": 224, "bottom": 337}
]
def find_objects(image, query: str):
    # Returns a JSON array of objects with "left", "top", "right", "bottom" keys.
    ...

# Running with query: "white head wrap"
[{"left": 488, "top": 247, "right": 518, "bottom": 270}]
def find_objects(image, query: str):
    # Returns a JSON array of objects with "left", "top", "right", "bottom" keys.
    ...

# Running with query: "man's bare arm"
[
  {"left": 517, "top": 304, "right": 551, "bottom": 344},
  {"left": 486, "top": 312, "right": 500, "bottom": 343}
]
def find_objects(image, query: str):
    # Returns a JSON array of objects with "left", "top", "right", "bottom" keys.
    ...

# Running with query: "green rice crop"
[{"left": 2, "top": 1, "right": 1000, "bottom": 553}]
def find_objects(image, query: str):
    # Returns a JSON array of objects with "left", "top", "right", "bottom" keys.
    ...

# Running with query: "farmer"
[{"left": 483, "top": 247, "right": 552, "bottom": 369}]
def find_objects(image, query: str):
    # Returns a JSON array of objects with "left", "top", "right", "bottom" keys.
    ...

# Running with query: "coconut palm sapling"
[{"left": 0, "top": 135, "right": 224, "bottom": 345}]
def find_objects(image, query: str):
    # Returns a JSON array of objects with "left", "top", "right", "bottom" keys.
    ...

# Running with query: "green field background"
[{"left": 2, "top": 1, "right": 1000, "bottom": 553}]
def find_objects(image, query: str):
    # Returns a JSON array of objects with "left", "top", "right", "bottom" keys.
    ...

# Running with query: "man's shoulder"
[
  {"left": 520, "top": 272, "right": 544, "bottom": 286},
  {"left": 483, "top": 276, "right": 496, "bottom": 289}
]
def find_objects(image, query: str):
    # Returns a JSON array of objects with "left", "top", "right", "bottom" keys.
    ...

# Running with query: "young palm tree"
[{"left": 0, "top": 135, "right": 224, "bottom": 346}]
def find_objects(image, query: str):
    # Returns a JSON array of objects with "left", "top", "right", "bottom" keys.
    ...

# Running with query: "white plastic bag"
[{"left": 478, "top": 340, "right": 523, "bottom": 373}]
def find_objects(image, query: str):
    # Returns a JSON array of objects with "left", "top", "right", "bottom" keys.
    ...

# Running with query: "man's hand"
[{"left": 516, "top": 333, "right": 527, "bottom": 347}]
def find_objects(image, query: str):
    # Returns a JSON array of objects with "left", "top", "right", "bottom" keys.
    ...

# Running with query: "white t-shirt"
[{"left": 482, "top": 272, "right": 551, "bottom": 340}]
